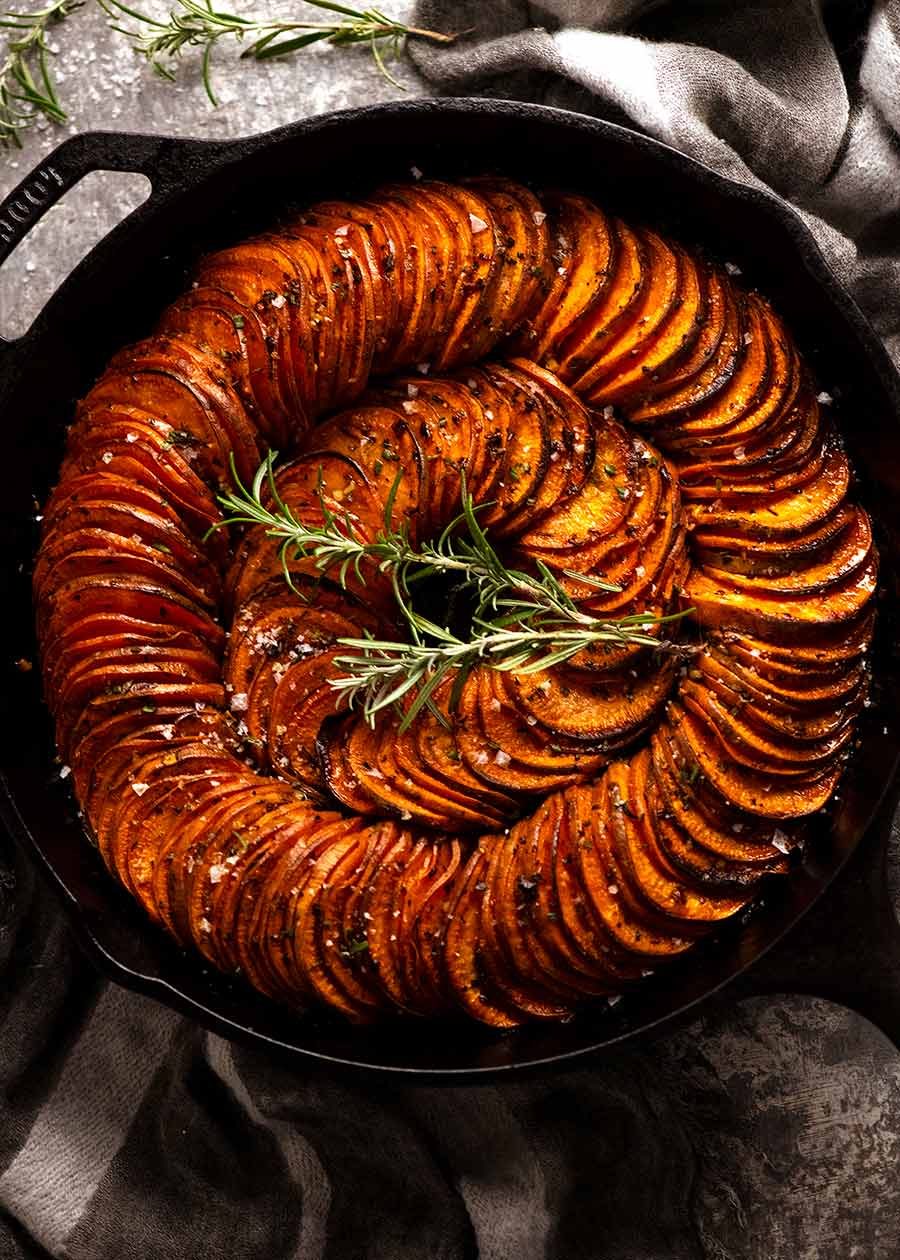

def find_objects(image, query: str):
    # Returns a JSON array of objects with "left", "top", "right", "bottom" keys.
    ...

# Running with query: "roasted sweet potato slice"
[
  {"left": 507, "top": 654, "right": 676, "bottom": 743},
  {"left": 206, "top": 799, "right": 325, "bottom": 975},
  {"left": 646, "top": 772, "right": 782, "bottom": 888},
  {"left": 697, "top": 507, "right": 872, "bottom": 598},
  {"left": 584, "top": 245, "right": 708, "bottom": 407},
  {"left": 605, "top": 756, "right": 731, "bottom": 931},
  {"left": 466, "top": 177, "right": 551, "bottom": 346},
  {"left": 668, "top": 702, "right": 842, "bottom": 819},
  {"left": 444, "top": 846, "right": 527, "bottom": 1027},
  {"left": 572, "top": 774, "right": 696, "bottom": 958},
  {"left": 399, "top": 837, "right": 465, "bottom": 1014},
  {"left": 308, "top": 197, "right": 401, "bottom": 368},
  {"left": 477, "top": 808, "right": 593, "bottom": 1015},
  {"left": 529, "top": 201, "right": 634, "bottom": 373},
  {"left": 687, "top": 549, "right": 877, "bottom": 637},
  {"left": 556, "top": 785, "right": 648, "bottom": 983},
  {"left": 624, "top": 753, "right": 749, "bottom": 920},
  {"left": 568, "top": 228, "right": 682, "bottom": 400},
  {"left": 651, "top": 725, "right": 789, "bottom": 864},
  {"left": 510, "top": 792, "right": 616, "bottom": 993},
  {"left": 627, "top": 264, "right": 730, "bottom": 410},
  {"left": 625, "top": 273, "right": 747, "bottom": 427}
]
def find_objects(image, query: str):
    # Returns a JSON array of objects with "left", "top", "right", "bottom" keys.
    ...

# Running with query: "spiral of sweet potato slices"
[{"left": 35, "top": 178, "right": 876, "bottom": 1026}]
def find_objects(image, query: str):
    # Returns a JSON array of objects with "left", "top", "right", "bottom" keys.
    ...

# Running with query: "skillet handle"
[
  {"left": 735, "top": 794, "right": 900, "bottom": 1052},
  {"left": 0, "top": 130, "right": 231, "bottom": 346}
]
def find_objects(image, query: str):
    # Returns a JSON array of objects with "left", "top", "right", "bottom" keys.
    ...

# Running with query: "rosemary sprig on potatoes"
[{"left": 215, "top": 452, "right": 692, "bottom": 730}]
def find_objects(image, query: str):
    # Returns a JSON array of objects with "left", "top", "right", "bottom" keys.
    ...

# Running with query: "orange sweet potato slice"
[
  {"left": 572, "top": 774, "right": 695, "bottom": 958},
  {"left": 534, "top": 203, "right": 637, "bottom": 374},
  {"left": 651, "top": 725, "right": 789, "bottom": 865},
  {"left": 444, "top": 846, "right": 527, "bottom": 1027},
  {"left": 668, "top": 702, "right": 842, "bottom": 819},
  {"left": 507, "top": 654, "right": 676, "bottom": 743},
  {"left": 585, "top": 244, "right": 708, "bottom": 407},
  {"left": 466, "top": 177, "right": 551, "bottom": 345},
  {"left": 568, "top": 227, "right": 682, "bottom": 400},
  {"left": 625, "top": 273, "right": 746, "bottom": 426},
  {"left": 686, "top": 550, "right": 877, "bottom": 637},
  {"left": 556, "top": 785, "right": 648, "bottom": 983}
]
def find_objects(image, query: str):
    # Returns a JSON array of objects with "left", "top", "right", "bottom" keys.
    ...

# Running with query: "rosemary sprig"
[
  {"left": 0, "top": 0, "right": 81, "bottom": 147},
  {"left": 331, "top": 611, "right": 689, "bottom": 733},
  {"left": 99, "top": 0, "right": 457, "bottom": 104},
  {"left": 214, "top": 450, "right": 621, "bottom": 612},
  {"left": 215, "top": 452, "right": 693, "bottom": 731}
]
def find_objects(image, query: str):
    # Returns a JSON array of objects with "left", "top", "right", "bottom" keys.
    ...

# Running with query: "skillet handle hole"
[{"left": 0, "top": 170, "right": 151, "bottom": 341}]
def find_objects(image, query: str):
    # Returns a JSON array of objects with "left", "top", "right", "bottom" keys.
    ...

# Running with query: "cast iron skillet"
[{"left": 3, "top": 99, "right": 900, "bottom": 1080}]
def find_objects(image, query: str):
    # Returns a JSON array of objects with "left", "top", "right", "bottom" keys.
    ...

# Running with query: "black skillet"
[{"left": 2, "top": 99, "right": 900, "bottom": 1080}]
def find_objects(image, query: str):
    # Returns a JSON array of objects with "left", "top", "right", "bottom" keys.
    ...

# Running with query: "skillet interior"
[{"left": 2, "top": 99, "right": 900, "bottom": 1078}]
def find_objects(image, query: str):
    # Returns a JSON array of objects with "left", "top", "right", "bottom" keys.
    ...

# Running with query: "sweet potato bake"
[{"left": 34, "top": 179, "right": 876, "bottom": 1026}]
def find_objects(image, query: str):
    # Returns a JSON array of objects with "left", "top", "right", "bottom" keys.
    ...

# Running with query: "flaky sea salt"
[
  {"left": 126, "top": 432, "right": 138, "bottom": 443},
  {"left": 58, "top": 765, "right": 71, "bottom": 780},
  {"left": 494, "top": 749, "right": 511, "bottom": 766},
  {"left": 230, "top": 692, "right": 249, "bottom": 713},
  {"left": 208, "top": 864, "right": 228, "bottom": 885},
  {"left": 533, "top": 210, "right": 547, "bottom": 225},
  {"left": 131, "top": 781, "right": 149, "bottom": 796},
  {"left": 469, "top": 213, "right": 488, "bottom": 233},
  {"left": 102, "top": 451, "right": 113, "bottom": 464},
  {"left": 270, "top": 293, "right": 286, "bottom": 308},
  {"left": 725, "top": 261, "right": 742, "bottom": 276},
  {"left": 817, "top": 390, "right": 833, "bottom": 405},
  {"left": 407, "top": 382, "right": 419, "bottom": 398},
  {"left": 410, "top": 165, "right": 423, "bottom": 181},
  {"left": 771, "top": 828, "right": 792, "bottom": 854}
]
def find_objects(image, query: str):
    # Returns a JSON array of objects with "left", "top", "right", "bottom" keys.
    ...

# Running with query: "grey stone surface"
[{"left": 2, "top": 5, "right": 900, "bottom": 1257}]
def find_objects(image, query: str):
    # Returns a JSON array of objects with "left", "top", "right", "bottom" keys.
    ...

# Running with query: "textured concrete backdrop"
[{"left": 2, "top": 4, "right": 900, "bottom": 1257}]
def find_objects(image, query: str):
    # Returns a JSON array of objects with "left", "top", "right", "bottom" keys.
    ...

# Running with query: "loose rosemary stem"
[
  {"left": 98, "top": 0, "right": 457, "bottom": 103},
  {"left": 0, "top": 0, "right": 81, "bottom": 147},
  {"left": 0, "top": 0, "right": 458, "bottom": 146}
]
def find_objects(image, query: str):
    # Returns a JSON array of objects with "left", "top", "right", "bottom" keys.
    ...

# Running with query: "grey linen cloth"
[{"left": 3, "top": 3, "right": 900, "bottom": 1258}]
